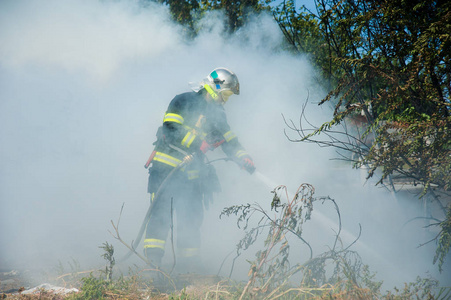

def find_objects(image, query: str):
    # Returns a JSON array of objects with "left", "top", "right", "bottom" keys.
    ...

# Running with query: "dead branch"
[
  {"left": 169, "top": 197, "right": 176, "bottom": 275},
  {"left": 55, "top": 269, "right": 99, "bottom": 280},
  {"left": 108, "top": 203, "right": 150, "bottom": 266},
  {"left": 266, "top": 285, "right": 334, "bottom": 300}
]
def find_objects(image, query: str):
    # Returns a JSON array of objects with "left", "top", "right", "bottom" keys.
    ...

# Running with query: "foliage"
[
  {"left": 99, "top": 242, "right": 115, "bottom": 281},
  {"left": 272, "top": 0, "right": 335, "bottom": 89},
  {"left": 69, "top": 275, "right": 109, "bottom": 300},
  {"left": 145, "top": 0, "right": 272, "bottom": 34},
  {"left": 199, "top": 0, "right": 272, "bottom": 33},
  {"left": 148, "top": 0, "right": 200, "bottom": 35},
  {"left": 277, "top": 0, "right": 451, "bottom": 193},
  {"left": 66, "top": 272, "right": 149, "bottom": 300},
  {"left": 434, "top": 204, "right": 451, "bottom": 272},
  {"left": 275, "top": 0, "right": 451, "bottom": 270},
  {"left": 383, "top": 276, "right": 451, "bottom": 300}
]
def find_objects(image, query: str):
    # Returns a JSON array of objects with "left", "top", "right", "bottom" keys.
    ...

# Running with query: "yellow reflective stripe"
[
  {"left": 153, "top": 152, "right": 182, "bottom": 167},
  {"left": 163, "top": 113, "right": 184, "bottom": 124},
  {"left": 182, "top": 124, "right": 207, "bottom": 139},
  {"left": 187, "top": 170, "right": 199, "bottom": 180},
  {"left": 186, "top": 132, "right": 196, "bottom": 147},
  {"left": 182, "top": 124, "right": 193, "bottom": 131},
  {"left": 181, "top": 131, "right": 197, "bottom": 148},
  {"left": 204, "top": 84, "right": 218, "bottom": 99},
  {"left": 181, "top": 132, "right": 191, "bottom": 146},
  {"left": 235, "top": 150, "right": 248, "bottom": 158},
  {"left": 223, "top": 131, "right": 236, "bottom": 142},
  {"left": 144, "top": 238, "right": 165, "bottom": 250},
  {"left": 179, "top": 247, "right": 200, "bottom": 257}
]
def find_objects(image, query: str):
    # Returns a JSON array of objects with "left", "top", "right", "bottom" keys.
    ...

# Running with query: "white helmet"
[
  {"left": 207, "top": 68, "right": 240, "bottom": 95},
  {"left": 203, "top": 68, "right": 240, "bottom": 104}
]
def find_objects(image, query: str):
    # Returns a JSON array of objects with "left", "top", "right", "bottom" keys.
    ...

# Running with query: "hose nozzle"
[{"left": 182, "top": 154, "right": 194, "bottom": 165}]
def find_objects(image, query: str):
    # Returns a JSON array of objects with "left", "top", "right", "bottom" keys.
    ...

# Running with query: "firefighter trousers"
[{"left": 144, "top": 174, "right": 204, "bottom": 266}]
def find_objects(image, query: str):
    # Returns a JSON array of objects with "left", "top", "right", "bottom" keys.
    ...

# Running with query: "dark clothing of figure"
[{"left": 145, "top": 91, "right": 250, "bottom": 269}]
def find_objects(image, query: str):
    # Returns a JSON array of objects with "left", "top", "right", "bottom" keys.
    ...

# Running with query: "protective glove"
[
  {"left": 241, "top": 156, "right": 256, "bottom": 174},
  {"left": 200, "top": 140, "right": 211, "bottom": 154}
]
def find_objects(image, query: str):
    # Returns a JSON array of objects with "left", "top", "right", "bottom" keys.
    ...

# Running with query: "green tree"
[
  {"left": 200, "top": 0, "right": 271, "bottom": 33},
  {"left": 146, "top": 0, "right": 200, "bottom": 35},
  {"left": 272, "top": 1, "right": 330, "bottom": 86},
  {"left": 146, "top": 0, "right": 271, "bottom": 34},
  {"left": 275, "top": 0, "right": 451, "bottom": 270}
]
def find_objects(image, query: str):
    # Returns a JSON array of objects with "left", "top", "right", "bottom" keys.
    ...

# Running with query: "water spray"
[{"left": 250, "top": 169, "right": 403, "bottom": 280}]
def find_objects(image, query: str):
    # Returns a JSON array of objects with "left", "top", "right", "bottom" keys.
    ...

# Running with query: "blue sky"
[{"left": 271, "top": 0, "right": 317, "bottom": 12}]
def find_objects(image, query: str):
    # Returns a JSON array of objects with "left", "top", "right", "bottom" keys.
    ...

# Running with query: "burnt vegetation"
[{"left": 4, "top": 183, "right": 451, "bottom": 299}]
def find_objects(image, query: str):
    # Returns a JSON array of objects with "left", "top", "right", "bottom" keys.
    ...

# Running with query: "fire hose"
[
  {"left": 118, "top": 155, "right": 196, "bottom": 264},
  {"left": 118, "top": 151, "right": 253, "bottom": 264},
  {"left": 118, "top": 154, "right": 235, "bottom": 264}
]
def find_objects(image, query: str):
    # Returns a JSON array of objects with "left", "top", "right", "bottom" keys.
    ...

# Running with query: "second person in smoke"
[{"left": 144, "top": 67, "right": 255, "bottom": 273}]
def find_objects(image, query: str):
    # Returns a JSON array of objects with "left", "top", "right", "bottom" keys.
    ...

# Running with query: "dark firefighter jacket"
[{"left": 147, "top": 90, "right": 250, "bottom": 194}]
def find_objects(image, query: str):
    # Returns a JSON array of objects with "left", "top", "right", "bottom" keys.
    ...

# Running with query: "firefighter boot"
[
  {"left": 145, "top": 248, "right": 163, "bottom": 269},
  {"left": 144, "top": 248, "right": 165, "bottom": 284},
  {"left": 176, "top": 255, "right": 204, "bottom": 274}
]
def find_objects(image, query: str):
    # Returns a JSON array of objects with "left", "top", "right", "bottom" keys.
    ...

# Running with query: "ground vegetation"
[{"left": 2, "top": 184, "right": 450, "bottom": 298}]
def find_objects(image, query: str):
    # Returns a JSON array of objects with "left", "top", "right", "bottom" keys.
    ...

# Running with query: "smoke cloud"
[{"left": 1, "top": 0, "right": 449, "bottom": 289}]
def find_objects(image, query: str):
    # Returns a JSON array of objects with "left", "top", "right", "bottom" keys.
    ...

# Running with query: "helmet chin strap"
[{"left": 203, "top": 84, "right": 220, "bottom": 102}]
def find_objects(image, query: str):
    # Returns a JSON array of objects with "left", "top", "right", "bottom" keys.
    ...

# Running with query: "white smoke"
[
  {"left": 0, "top": 0, "right": 181, "bottom": 81},
  {"left": 0, "top": 0, "right": 449, "bottom": 289}
]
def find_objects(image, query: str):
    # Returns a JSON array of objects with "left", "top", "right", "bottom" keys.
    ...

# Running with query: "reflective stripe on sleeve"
[
  {"left": 181, "top": 131, "right": 197, "bottom": 148},
  {"left": 163, "top": 113, "right": 184, "bottom": 124},
  {"left": 235, "top": 150, "right": 248, "bottom": 158},
  {"left": 223, "top": 131, "right": 236, "bottom": 142},
  {"left": 153, "top": 152, "right": 182, "bottom": 167},
  {"left": 144, "top": 238, "right": 166, "bottom": 250},
  {"left": 187, "top": 170, "right": 199, "bottom": 180}
]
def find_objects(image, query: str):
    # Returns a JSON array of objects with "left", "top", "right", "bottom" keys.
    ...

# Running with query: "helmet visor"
[
  {"left": 232, "top": 81, "right": 240, "bottom": 95},
  {"left": 220, "top": 90, "right": 234, "bottom": 104}
]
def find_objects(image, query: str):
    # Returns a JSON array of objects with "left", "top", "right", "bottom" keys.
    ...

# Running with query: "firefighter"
[{"left": 144, "top": 67, "right": 255, "bottom": 273}]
